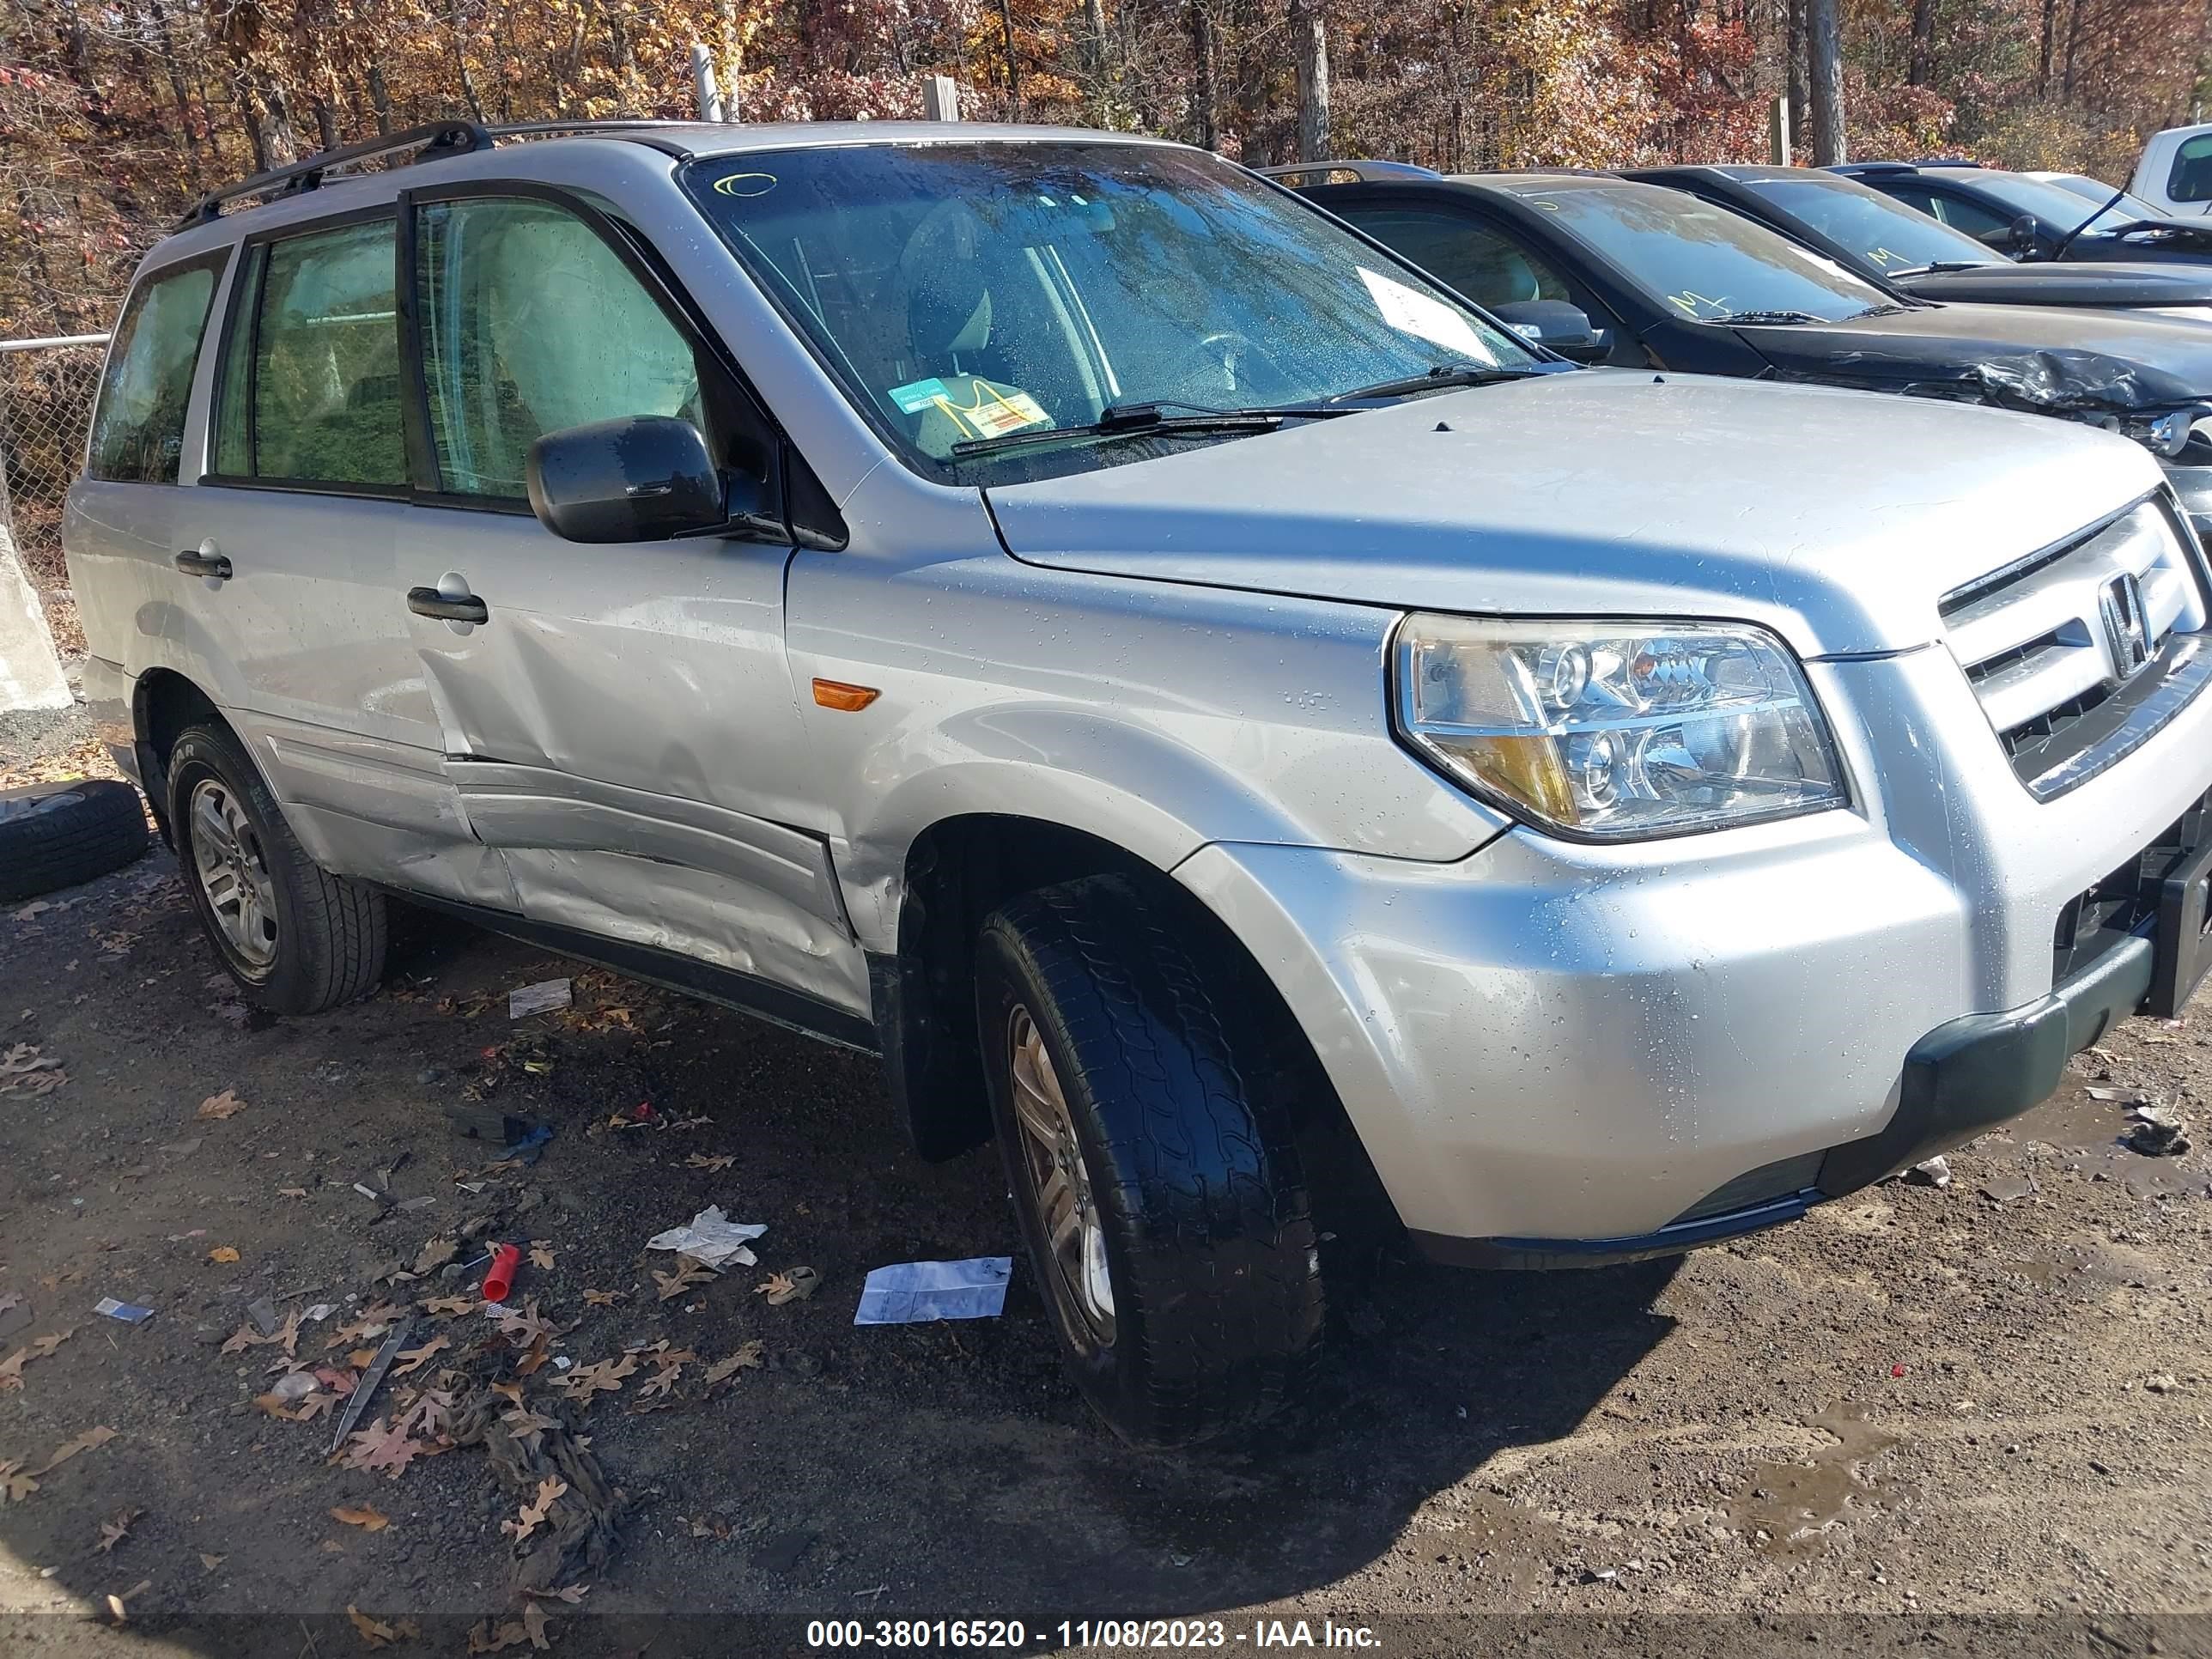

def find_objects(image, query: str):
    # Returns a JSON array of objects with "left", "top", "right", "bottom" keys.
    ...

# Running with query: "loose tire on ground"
[
  {"left": 975, "top": 873, "right": 1326, "bottom": 1447},
  {"left": 0, "top": 779, "right": 149, "bottom": 901},
  {"left": 167, "top": 721, "right": 386, "bottom": 1013}
]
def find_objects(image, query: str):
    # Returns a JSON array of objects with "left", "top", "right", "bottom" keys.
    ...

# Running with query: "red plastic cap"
[{"left": 483, "top": 1242, "right": 521, "bottom": 1303}]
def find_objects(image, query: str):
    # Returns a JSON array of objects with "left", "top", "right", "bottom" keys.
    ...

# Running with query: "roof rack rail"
[
  {"left": 1255, "top": 160, "right": 1441, "bottom": 185},
  {"left": 176, "top": 120, "right": 489, "bottom": 228},
  {"left": 173, "top": 118, "right": 707, "bottom": 231}
]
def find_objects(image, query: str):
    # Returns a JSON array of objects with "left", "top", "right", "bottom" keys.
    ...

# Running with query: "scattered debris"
[
  {"left": 1977, "top": 1173, "right": 2037, "bottom": 1206},
  {"left": 196, "top": 1088, "right": 246, "bottom": 1120},
  {"left": 92, "top": 1297, "right": 155, "bottom": 1324},
  {"left": 331, "top": 1504, "right": 391, "bottom": 1532},
  {"left": 854, "top": 1257, "right": 1012, "bottom": 1324},
  {"left": 246, "top": 1297, "right": 281, "bottom": 1336},
  {"left": 491, "top": 1122, "right": 556, "bottom": 1166},
  {"left": 508, "top": 978, "right": 573, "bottom": 1019},
  {"left": 2086, "top": 1085, "right": 2150, "bottom": 1105},
  {"left": 757, "top": 1266, "right": 821, "bottom": 1306},
  {"left": 105, "top": 1579, "right": 152, "bottom": 1625},
  {"left": 1908, "top": 1156, "right": 1952, "bottom": 1188},
  {"left": 2146, "top": 1373, "right": 2179, "bottom": 1394},
  {"left": 645, "top": 1205, "right": 765, "bottom": 1270},
  {"left": 2126, "top": 1104, "right": 2191, "bottom": 1158},
  {"left": 483, "top": 1243, "right": 522, "bottom": 1304},
  {"left": 326, "top": 1319, "right": 414, "bottom": 1455}
]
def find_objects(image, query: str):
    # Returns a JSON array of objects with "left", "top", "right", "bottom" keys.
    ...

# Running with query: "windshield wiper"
[
  {"left": 1711, "top": 308, "right": 1822, "bottom": 325},
  {"left": 1322, "top": 362, "right": 1549, "bottom": 404},
  {"left": 1849, "top": 301, "right": 1919, "bottom": 318},
  {"left": 949, "top": 400, "right": 1285, "bottom": 459},
  {"left": 1886, "top": 260, "right": 1990, "bottom": 276}
]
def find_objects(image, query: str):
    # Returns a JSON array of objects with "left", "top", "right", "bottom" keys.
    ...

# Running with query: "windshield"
[
  {"left": 1743, "top": 174, "right": 1998, "bottom": 272},
  {"left": 1512, "top": 182, "right": 1893, "bottom": 321},
  {"left": 683, "top": 143, "right": 1537, "bottom": 482},
  {"left": 1960, "top": 171, "right": 2161, "bottom": 235}
]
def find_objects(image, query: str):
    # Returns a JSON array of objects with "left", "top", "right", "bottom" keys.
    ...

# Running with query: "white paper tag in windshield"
[{"left": 1358, "top": 267, "right": 1497, "bottom": 366}]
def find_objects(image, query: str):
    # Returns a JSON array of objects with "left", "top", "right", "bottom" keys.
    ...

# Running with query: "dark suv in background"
[{"left": 1835, "top": 161, "right": 2212, "bottom": 267}]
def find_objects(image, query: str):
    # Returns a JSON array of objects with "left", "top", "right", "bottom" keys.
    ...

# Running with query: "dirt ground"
[{"left": 3, "top": 707, "right": 2212, "bottom": 1658}]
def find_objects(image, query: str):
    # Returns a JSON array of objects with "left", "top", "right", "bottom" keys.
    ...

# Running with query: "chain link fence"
[{"left": 0, "top": 334, "right": 109, "bottom": 656}]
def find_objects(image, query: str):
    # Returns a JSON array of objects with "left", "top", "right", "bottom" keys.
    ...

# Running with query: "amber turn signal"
[{"left": 811, "top": 678, "right": 881, "bottom": 712}]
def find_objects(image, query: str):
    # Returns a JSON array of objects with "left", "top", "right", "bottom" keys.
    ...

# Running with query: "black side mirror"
[
  {"left": 1489, "top": 299, "right": 1605, "bottom": 362},
  {"left": 1999, "top": 212, "right": 2043, "bottom": 257},
  {"left": 526, "top": 416, "right": 730, "bottom": 544}
]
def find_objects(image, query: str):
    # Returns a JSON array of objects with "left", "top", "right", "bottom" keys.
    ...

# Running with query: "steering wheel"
[{"left": 1175, "top": 331, "right": 1262, "bottom": 395}]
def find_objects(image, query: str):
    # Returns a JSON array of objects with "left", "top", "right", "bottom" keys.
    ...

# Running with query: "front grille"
[
  {"left": 2053, "top": 787, "right": 2212, "bottom": 981},
  {"left": 1942, "top": 499, "right": 2212, "bottom": 799}
]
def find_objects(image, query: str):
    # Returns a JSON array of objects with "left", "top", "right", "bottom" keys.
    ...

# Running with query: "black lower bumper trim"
[{"left": 1415, "top": 934, "right": 2155, "bottom": 1273}]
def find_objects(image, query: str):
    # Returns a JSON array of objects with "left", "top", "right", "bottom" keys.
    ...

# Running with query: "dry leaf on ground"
[
  {"left": 684, "top": 1152, "right": 735, "bottom": 1171},
  {"left": 703, "top": 1341, "right": 765, "bottom": 1387},
  {"left": 0, "top": 1461, "right": 36, "bottom": 1504},
  {"left": 207, "top": 1246, "right": 240, "bottom": 1264},
  {"left": 653, "top": 1256, "right": 714, "bottom": 1302},
  {"left": 327, "top": 1303, "right": 403, "bottom": 1350},
  {"left": 36, "top": 1425, "right": 117, "bottom": 1474},
  {"left": 500, "top": 1407, "right": 560, "bottom": 1455},
  {"left": 340, "top": 1418, "right": 428, "bottom": 1480},
  {"left": 0, "top": 1043, "right": 65, "bottom": 1097},
  {"left": 489, "top": 1297, "right": 555, "bottom": 1343},
  {"left": 196, "top": 1089, "right": 246, "bottom": 1120},
  {"left": 580, "top": 1289, "right": 617, "bottom": 1307},
  {"left": 528, "top": 1242, "right": 554, "bottom": 1271},
  {"left": 345, "top": 1604, "right": 419, "bottom": 1648},
  {"left": 331, "top": 1504, "right": 390, "bottom": 1532},
  {"left": 412, "top": 1237, "right": 458, "bottom": 1276},
  {"left": 94, "top": 1507, "right": 140, "bottom": 1553},
  {"left": 422, "top": 1296, "right": 478, "bottom": 1317},
  {"left": 501, "top": 1474, "right": 567, "bottom": 1542},
  {"left": 198, "top": 1553, "right": 224, "bottom": 1571},
  {"left": 391, "top": 1334, "right": 449, "bottom": 1376},
  {"left": 757, "top": 1266, "right": 820, "bottom": 1305},
  {"left": 557, "top": 1352, "right": 638, "bottom": 1400}
]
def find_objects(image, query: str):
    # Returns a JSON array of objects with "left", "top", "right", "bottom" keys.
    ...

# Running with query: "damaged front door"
[{"left": 395, "top": 185, "right": 867, "bottom": 1028}]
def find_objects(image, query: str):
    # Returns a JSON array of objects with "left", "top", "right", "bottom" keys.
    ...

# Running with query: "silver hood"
[{"left": 983, "top": 368, "right": 2165, "bottom": 657}]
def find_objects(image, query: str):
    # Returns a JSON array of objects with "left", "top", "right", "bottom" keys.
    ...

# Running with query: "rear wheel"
[
  {"left": 167, "top": 723, "right": 386, "bottom": 1013},
  {"left": 975, "top": 874, "right": 1325, "bottom": 1446}
]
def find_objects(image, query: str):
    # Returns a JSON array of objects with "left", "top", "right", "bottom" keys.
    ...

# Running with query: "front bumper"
[{"left": 1176, "top": 644, "right": 2212, "bottom": 1260}]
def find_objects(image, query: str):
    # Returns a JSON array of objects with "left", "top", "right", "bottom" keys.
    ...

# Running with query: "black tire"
[
  {"left": 0, "top": 779, "right": 149, "bottom": 901},
  {"left": 975, "top": 873, "right": 1325, "bottom": 1447},
  {"left": 167, "top": 721, "right": 387, "bottom": 1013}
]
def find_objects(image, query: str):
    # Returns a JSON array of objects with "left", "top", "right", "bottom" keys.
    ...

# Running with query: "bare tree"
[
  {"left": 1188, "top": 0, "right": 1218, "bottom": 147},
  {"left": 1807, "top": 0, "right": 1844, "bottom": 163},
  {"left": 1292, "top": 0, "right": 1329, "bottom": 161}
]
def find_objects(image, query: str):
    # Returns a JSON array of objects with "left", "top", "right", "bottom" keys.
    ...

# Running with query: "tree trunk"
[
  {"left": 1188, "top": 0, "right": 1218, "bottom": 148},
  {"left": 210, "top": 0, "right": 299, "bottom": 168},
  {"left": 449, "top": 0, "right": 486, "bottom": 118},
  {"left": 2038, "top": 0, "right": 2057, "bottom": 94},
  {"left": 311, "top": 93, "right": 339, "bottom": 153},
  {"left": 2063, "top": 0, "right": 2084, "bottom": 99},
  {"left": 1786, "top": 0, "right": 1809, "bottom": 146},
  {"left": 717, "top": 0, "right": 744, "bottom": 118},
  {"left": 1908, "top": 0, "right": 1935, "bottom": 85},
  {"left": 1806, "top": 0, "right": 1844, "bottom": 164},
  {"left": 1292, "top": 0, "right": 1330, "bottom": 161},
  {"left": 999, "top": 0, "right": 1024, "bottom": 113},
  {"left": 1083, "top": 0, "right": 1109, "bottom": 116},
  {"left": 148, "top": 0, "right": 206, "bottom": 182},
  {"left": 367, "top": 60, "right": 392, "bottom": 134}
]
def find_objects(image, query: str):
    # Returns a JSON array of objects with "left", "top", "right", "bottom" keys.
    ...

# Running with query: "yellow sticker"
[{"left": 931, "top": 380, "right": 1051, "bottom": 440}]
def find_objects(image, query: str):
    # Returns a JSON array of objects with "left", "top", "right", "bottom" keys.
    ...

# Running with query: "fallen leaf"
[
  {"left": 580, "top": 1289, "right": 618, "bottom": 1307},
  {"left": 331, "top": 1504, "right": 390, "bottom": 1532},
  {"left": 523, "top": 1583, "right": 590, "bottom": 1605},
  {"left": 468, "top": 1618, "right": 530, "bottom": 1654},
  {"left": 757, "top": 1266, "right": 820, "bottom": 1305},
  {"left": 199, "top": 1553, "right": 224, "bottom": 1571},
  {"left": 28, "top": 1329, "right": 71, "bottom": 1358},
  {"left": 277, "top": 1187, "right": 309, "bottom": 1199},
  {"left": 653, "top": 1256, "right": 715, "bottom": 1302},
  {"left": 703, "top": 1340, "right": 765, "bottom": 1386},
  {"left": 684, "top": 1152, "right": 735, "bottom": 1171},
  {"left": 94, "top": 1506, "right": 141, "bottom": 1553},
  {"left": 341, "top": 1418, "right": 428, "bottom": 1480},
  {"left": 635, "top": 1358, "right": 684, "bottom": 1401},
  {"left": 522, "top": 1600, "right": 551, "bottom": 1649},
  {"left": 328, "top": 1303, "right": 404, "bottom": 1350},
  {"left": 196, "top": 1089, "right": 246, "bottom": 1121},
  {"left": 500, "top": 1407, "right": 560, "bottom": 1455},
  {"left": 557, "top": 1352, "right": 638, "bottom": 1399},
  {"left": 345, "top": 1604, "right": 416, "bottom": 1648},
  {"left": 489, "top": 1297, "right": 555, "bottom": 1343},
  {"left": 391, "top": 1334, "right": 450, "bottom": 1376},
  {"left": 528, "top": 1242, "right": 554, "bottom": 1272},
  {"left": 35, "top": 1425, "right": 116, "bottom": 1474},
  {"left": 422, "top": 1296, "right": 477, "bottom": 1317},
  {"left": 348, "top": 1347, "right": 378, "bottom": 1370},
  {"left": 501, "top": 1474, "right": 567, "bottom": 1541},
  {"left": 412, "top": 1237, "right": 458, "bottom": 1276},
  {"left": 207, "top": 1246, "right": 240, "bottom": 1264}
]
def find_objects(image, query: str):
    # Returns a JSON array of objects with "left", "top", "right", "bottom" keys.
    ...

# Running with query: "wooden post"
[
  {"left": 690, "top": 44, "right": 724, "bottom": 123},
  {"left": 921, "top": 74, "right": 961, "bottom": 121},
  {"left": 1767, "top": 93, "right": 1791, "bottom": 165}
]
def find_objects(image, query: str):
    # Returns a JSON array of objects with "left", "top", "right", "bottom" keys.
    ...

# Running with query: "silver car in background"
[{"left": 64, "top": 119, "right": 2212, "bottom": 1446}]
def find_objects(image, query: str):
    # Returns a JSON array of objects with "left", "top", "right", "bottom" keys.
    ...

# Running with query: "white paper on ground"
[
  {"left": 854, "top": 1257, "right": 1012, "bottom": 1325},
  {"left": 643, "top": 1204, "right": 766, "bottom": 1270},
  {"left": 508, "top": 978, "right": 573, "bottom": 1019}
]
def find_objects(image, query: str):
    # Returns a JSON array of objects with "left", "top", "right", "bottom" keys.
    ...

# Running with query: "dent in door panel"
[{"left": 283, "top": 804, "right": 520, "bottom": 908}]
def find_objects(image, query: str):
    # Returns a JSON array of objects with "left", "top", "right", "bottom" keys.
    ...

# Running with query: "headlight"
[
  {"left": 2148, "top": 306, "right": 2212, "bottom": 325},
  {"left": 1391, "top": 614, "right": 1845, "bottom": 840}
]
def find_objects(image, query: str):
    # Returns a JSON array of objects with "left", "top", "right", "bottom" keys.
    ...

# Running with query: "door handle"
[
  {"left": 174, "top": 548, "right": 232, "bottom": 580},
  {"left": 407, "top": 586, "right": 488, "bottom": 624}
]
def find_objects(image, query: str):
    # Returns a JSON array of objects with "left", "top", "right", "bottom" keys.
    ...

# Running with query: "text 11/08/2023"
[{"left": 805, "top": 1620, "right": 1384, "bottom": 1650}]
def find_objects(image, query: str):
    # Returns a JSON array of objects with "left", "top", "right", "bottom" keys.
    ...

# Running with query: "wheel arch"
[{"left": 131, "top": 667, "right": 228, "bottom": 846}]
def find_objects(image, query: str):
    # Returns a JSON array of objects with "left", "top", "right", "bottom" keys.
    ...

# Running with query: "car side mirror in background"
[
  {"left": 526, "top": 416, "right": 733, "bottom": 544},
  {"left": 2002, "top": 213, "right": 2043, "bottom": 257},
  {"left": 1489, "top": 300, "right": 1607, "bottom": 363}
]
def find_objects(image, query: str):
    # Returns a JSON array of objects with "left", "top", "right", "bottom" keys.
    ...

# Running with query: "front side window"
[
  {"left": 1741, "top": 175, "right": 1997, "bottom": 272},
  {"left": 2172, "top": 135, "right": 2212, "bottom": 204},
  {"left": 1922, "top": 190, "right": 2012, "bottom": 240},
  {"left": 86, "top": 258, "right": 221, "bottom": 484},
  {"left": 215, "top": 218, "right": 405, "bottom": 488},
  {"left": 683, "top": 143, "right": 1538, "bottom": 481},
  {"left": 416, "top": 197, "right": 710, "bottom": 498},
  {"left": 1338, "top": 205, "right": 1577, "bottom": 312},
  {"left": 1512, "top": 182, "right": 1893, "bottom": 323}
]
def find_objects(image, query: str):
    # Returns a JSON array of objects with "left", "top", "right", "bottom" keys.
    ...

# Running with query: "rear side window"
[
  {"left": 2171, "top": 134, "right": 2212, "bottom": 204},
  {"left": 214, "top": 218, "right": 406, "bottom": 489},
  {"left": 86, "top": 258, "right": 221, "bottom": 483},
  {"left": 414, "top": 197, "right": 709, "bottom": 499}
]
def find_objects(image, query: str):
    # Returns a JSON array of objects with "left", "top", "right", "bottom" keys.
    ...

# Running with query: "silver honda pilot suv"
[{"left": 64, "top": 118, "right": 2212, "bottom": 1446}]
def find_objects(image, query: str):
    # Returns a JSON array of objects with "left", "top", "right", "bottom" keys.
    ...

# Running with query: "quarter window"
[
  {"left": 215, "top": 218, "right": 406, "bottom": 489},
  {"left": 86, "top": 258, "right": 221, "bottom": 484},
  {"left": 415, "top": 197, "right": 708, "bottom": 498}
]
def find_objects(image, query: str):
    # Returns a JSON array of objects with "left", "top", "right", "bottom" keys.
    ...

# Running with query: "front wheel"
[
  {"left": 975, "top": 875, "right": 1325, "bottom": 1447},
  {"left": 167, "top": 722, "right": 386, "bottom": 1013}
]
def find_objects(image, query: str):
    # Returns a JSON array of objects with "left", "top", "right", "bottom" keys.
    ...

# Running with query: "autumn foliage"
[{"left": 1, "top": 0, "right": 2208, "bottom": 335}]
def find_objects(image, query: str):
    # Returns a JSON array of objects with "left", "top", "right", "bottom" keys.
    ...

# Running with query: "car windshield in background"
[
  {"left": 1515, "top": 183, "right": 1894, "bottom": 322},
  {"left": 1962, "top": 171, "right": 2160, "bottom": 235},
  {"left": 1743, "top": 174, "right": 2000, "bottom": 273},
  {"left": 682, "top": 143, "right": 1538, "bottom": 481}
]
